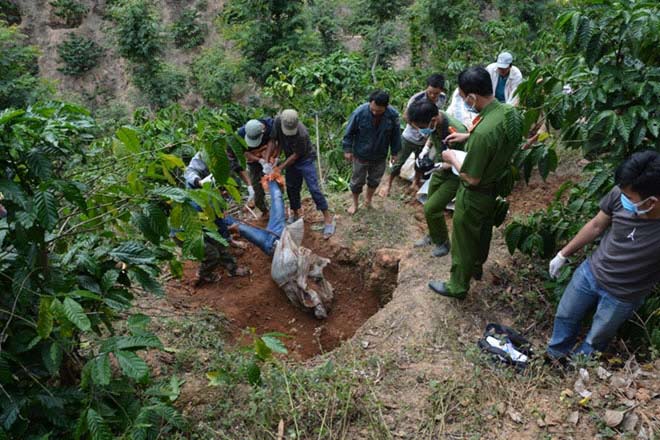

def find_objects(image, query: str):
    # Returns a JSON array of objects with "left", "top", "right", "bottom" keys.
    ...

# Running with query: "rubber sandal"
[{"left": 322, "top": 220, "right": 336, "bottom": 240}]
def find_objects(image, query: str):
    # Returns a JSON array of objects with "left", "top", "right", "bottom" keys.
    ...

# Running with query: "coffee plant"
[
  {"left": 111, "top": 0, "right": 163, "bottom": 63},
  {"left": 0, "top": 0, "right": 21, "bottom": 25},
  {"left": 190, "top": 47, "right": 239, "bottom": 106},
  {"left": 132, "top": 62, "right": 188, "bottom": 109},
  {"left": 0, "top": 24, "right": 49, "bottom": 109},
  {"left": 50, "top": 0, "right": 88, "bottom": 27},
  {"left": 171, "top": 8, "right": 207, "bottom": 49},
  {"left": 0, "top": 100, "right": 242, "bottom": 438},
  {"left": 506, "top": 0, "right": 660, "bottom": 258},
  {"left": 505, "top": 0, "right": 660, "bottom": 352},
  {"left": 222, "top": 0, "right": 321, "bottom": 81},
  {"left": 57, "top": 33, "right": 104, "bottom": 76}
]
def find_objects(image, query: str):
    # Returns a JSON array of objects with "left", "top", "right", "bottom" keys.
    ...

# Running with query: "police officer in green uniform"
[
  {"left": 429, "top": 66, "right": 521, "bottom": 299},
  {"left": 407, "top": 101, "right": 468, "bottom": 257}
]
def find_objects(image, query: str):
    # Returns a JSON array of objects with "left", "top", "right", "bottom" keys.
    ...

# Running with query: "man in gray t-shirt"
[{"left": 546, "top": 150, "right": 660, "bottom": 361}]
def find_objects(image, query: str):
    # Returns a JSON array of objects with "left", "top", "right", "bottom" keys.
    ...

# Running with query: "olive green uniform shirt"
[
  {"left": 460, "top": 100, "right": 520, "bottom": 189},
  {"left": 446, "top": 99, "right": 521, "bottom": 295}
]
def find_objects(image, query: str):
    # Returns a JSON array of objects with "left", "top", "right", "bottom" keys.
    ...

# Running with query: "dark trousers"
[
  {"left": 247, "top": 161, "right": 268, "bottom": 213},
  {"left": 198, "top": 236, "right": 238, "bottom": 278},
  {"left": 285, "top": 157, "right": 328, "bottom": 212}
]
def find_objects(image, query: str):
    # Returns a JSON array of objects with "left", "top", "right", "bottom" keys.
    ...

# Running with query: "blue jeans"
[
  {"left": 547, "top": 260, "right": 643, "bottom": 358},
  {"left": 226, "top": 180, "right": 286, "bottom": 256},
  {"left": 286, "top": 157, "right": 328, "bottom": 212}
]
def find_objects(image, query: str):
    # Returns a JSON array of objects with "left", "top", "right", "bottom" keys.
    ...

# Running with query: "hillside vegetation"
[{"left": 0, "top": 0, "right": 659, "bottom": 438}]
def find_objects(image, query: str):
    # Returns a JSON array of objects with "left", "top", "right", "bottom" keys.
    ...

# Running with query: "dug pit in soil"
[{"left": 166, "top": 222, "right": 400, "bottom": 359}]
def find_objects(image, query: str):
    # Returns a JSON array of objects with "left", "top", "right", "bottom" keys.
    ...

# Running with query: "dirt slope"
[
  {"left": 329, "top": 169, "right": 659, "bottom": 439},
  {"left": 13, "top": 0, "right": 227, "bottom": 111},
  {"left": 153, "top": 159, "right": 658, "bottom": 438}
]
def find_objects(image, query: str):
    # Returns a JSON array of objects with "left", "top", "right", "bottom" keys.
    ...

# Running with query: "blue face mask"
[
  {"left": 419, "top": 127, "right": 435, "bottom": 136},
  {"left": 621, "top": 193, "right": 654, "bottom": 215}
]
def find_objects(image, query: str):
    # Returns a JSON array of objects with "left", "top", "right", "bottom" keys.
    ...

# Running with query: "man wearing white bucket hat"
[{"left": 486, "top": 51, "right": 523, "bottom": 106}]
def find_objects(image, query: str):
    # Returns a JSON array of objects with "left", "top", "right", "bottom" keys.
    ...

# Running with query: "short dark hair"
[
  {"left": 615, "top": 150, "right": 660, "bottom": 199},
  {"left": 457, "top": 67, "right": 493, "bottom": 97},
  {"left": 369, "top": 90, "right": 390, "bottom": 107},
  {"left": 426, "top": 73, "right": 445, "bottom": 90},
  {"left": 407, "top": 100, "right": 438, "bottom": 125}
]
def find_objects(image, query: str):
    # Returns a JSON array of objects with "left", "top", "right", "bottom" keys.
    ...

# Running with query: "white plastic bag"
[
  {"left": 399, "top": 153, "right": 416, "bottom": 181},
  {"left": 271, "top": 219, "right": 334, "bottom": 319},
  {"left": 416, "top": 179, "right": 430, "bottom": 204}
]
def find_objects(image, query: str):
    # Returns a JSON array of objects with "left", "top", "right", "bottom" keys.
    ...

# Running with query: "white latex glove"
[
  {"left": 419, "top": 145, "right": 430, "bottom": 159},
  {"left": 200, "top": 174, "right": 215, "bottom": 185},
  {"left": 247, "top": 185, "right": 255, "bottom": 201},
  {"left": 259, "top": 158, "right": 267, "bottom": 166},
  {"left": 549, "top": 251, "right": 568, "bottom": 279},
  {"left": 262, "top": 163, "right": 274, "bottom": 175}
]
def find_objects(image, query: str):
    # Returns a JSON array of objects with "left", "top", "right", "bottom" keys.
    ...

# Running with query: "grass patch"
[{"left": 148, "top": 308, "right": 394, "bottom": 439}]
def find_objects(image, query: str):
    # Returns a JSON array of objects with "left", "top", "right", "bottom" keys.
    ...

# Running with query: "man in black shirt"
[{"left": 268, "top": 109, "right": 335, "bottom": 239}]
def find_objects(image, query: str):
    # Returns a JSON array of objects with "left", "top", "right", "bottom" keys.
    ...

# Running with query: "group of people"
[
  {"left": 182, "top": 109, "right": 338, "bottom": 285},
  {"left": 341, "top": 52, "right": 524, "bottom": 292},
  {"left": 186, "top": 50, "right": 660, "bottom": 363}
]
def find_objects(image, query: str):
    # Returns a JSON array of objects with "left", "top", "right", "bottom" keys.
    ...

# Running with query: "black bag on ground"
[{"left": 477, "top": 323, "right": 534, "bottom": 369}]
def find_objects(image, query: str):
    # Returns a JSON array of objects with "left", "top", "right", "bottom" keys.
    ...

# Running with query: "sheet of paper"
[{"left": 450, "top": 150, "right": 467, "bottom": 176}]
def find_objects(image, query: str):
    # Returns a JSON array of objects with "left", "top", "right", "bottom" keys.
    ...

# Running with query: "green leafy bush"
[
  {"left": 0, "top": 101, "right": 239, "bottom": 437},
  {"left": 112, "top": 0, "right": 163, "bottom": 62},
  {"left": 506, "top": 0, "right": 660, "bottom": 256},
  {"left": 191, "top": 47, "right": 239, "bottom": 105},
  {"left": 222, "top": 0, "right": 321, "bottom": 81},
  {"left": 505, "top": 0, "right": 660, "bottom": 354},
  {"left": 57, "top": 33, "right": 104, "bottom": 76},
  {"left": 0, "top": 0, "right": 22, "bottom": 24},
  {"left": 0, "top": 23, "right": 50, "bottom": 109},
  {"left": 132, "top": 62, "right": 188, "bottom": 109},
  {"left": 50, "top": 0, "right": 88, "bottom": 27},
  {"left": 350, "top": 0, "right": 408, "bottom": 71},
  {"left": 172, "top": 8, "right": 207, "bottom": 49}
]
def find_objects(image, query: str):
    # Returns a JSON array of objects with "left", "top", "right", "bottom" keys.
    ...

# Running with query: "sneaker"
[
  {"left": 431, "top": 242, "right": 450, "bottom": 257},
  {"left": 414, "top": 235, "right": 433, "bottom": 248}
]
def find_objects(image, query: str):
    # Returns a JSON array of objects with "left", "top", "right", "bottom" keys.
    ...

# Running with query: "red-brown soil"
[
  {"left": 167, "top": 221, "right": 386, "bottom": 360},
  {"left": 508, "top": 172, "right": 579, "bottom": 216}
]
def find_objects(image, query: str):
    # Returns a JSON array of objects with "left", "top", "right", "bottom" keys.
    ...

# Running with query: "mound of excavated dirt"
[{"left": 166, "top": 220, "right": 399, "bottom": 359}]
